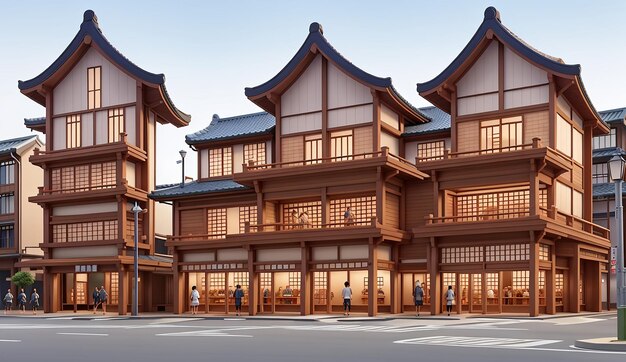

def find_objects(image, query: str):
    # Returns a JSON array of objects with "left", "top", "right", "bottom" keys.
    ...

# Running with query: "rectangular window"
[
  {"left": 51, "top": 162, "right": 116, "bottom": 193},
  {"left": 52, "top": 220, "right": 118, "bottom": 243},
  {"left": 555, "top": 181, "right": 573, "bottom": 215},
  {"left": 572, "top": 129, "right": 583, "bottom": 164},
  {"left": 331, "top": 130, "right": 353, "bottom": 161},
  {"left": 441, "top": 246, "right": 484, "bottom": 264},
  {"left": 555, "top": 272, "right": 564, "bottom": 306},
  {"left": 108, "top": 108, "right": 125, "bottom": 142},
  {"left": 207, "top": 208, "right": 227, "bottom": 238},
  {"left": 282, "top": 201, "right": 322, "bottom": 229},
  {"left": 0, "top": 193, "right": 14, "bottom": 214},
  {"left": 593, "top": 128, "right": 616, "bottom": 149},
  {"left": 305, "top": 134, "right": 322, "bottom": 164},
  {"left": 0, "top": 225, "right": 14, "bottom": 248},
  {"left": 592, "top": 163, "right": 609, "bottom": 184},
  {"left": 539, "top": 244, "right": 551, "bottom": 261},
  {"left": 239, "top": 205, "right": 258, "bottom": 233},
  {"left": 87, "top": 66, "right": 101, "bottom": 110},
  {"left": 329, "top": 196, "right": 376, "bottom": 226},
  {"left": 480, "top": 116, "right": 522, "bottom": 153},
  {"left": 556, "top": 114, "right": 572, "bottom": 157},
  {"left": 66, "top": 115, "right": 81, "bottom": 149},
  {"left": 456, "top": 189, "right": 529, "bottom": 221},
  {"left": 512, "top": 270, "right": 529, "bottom": 290},
  {"left": 243, "top": 143, "right": 266, "bottom": 167},
  {"left": 209, "top": 147, "right": 233, "bottom": 177},
  {"left": 417, "top": 140, "right": 445, "bottom": 161},
  {"left": 485, "top": 244, "right": 530, "bottom": 262},
  {"left": 0, "top": 161, "right": 15, "bottom": 185}
]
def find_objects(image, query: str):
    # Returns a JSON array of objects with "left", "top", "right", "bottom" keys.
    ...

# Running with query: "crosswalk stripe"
[{"left": 394, "top": 335, "right": 561, "bottom": 349}]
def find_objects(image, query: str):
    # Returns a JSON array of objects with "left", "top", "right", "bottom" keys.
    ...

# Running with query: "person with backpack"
[
  {"left": 413, "top": 281, "right": 424, "bottom": 317},
  {"left": 3, "top": 289, "right": 13, "bottom": 314},
  {"left": 98, "top": 286, "right": 108, "bottom": 315},
  {"left": 17, "top": 289, "right": 27, "bottom": 313},
  {"left": 30, "top": 288, "right": 40, "bottom": 315},
  {"left": 233, "top": 285, "right": 244, "bottom": 316}
]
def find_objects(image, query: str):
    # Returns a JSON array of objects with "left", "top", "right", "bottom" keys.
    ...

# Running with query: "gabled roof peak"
[
  {"left": 309, "top": 22, "right": 323, "bottom": 34},
  {"left": 484, "top": 6, "right": 500, "bottom": 21},
  {"left": 82, "top": 9, "right": 98, "bottom": 27}
]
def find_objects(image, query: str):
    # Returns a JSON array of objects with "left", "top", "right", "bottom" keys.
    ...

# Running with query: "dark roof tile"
[
  {"left": 150, "top": 179, "right": 249, "bottom": 200},
  {"left": 186, "top": 112, "right": 275, "bottom": 144}
]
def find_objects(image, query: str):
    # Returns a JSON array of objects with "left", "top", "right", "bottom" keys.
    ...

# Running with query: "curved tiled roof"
[
  {"left": 403, "top": 107, "right": 451, "bottom": 136},
  {"left": 593, "top": 147, "right": 626, "bottom": 159},
  {"left": 18, "top": 10, "right": 190, "bottom": 125},
  {"left": 417, "top": 7, "right": 580, "bottom": 94},
  {"left": 24, "top": 117, "right": 46, "bottom": 127},
  {"left": 245, "top": 22, "right": 429, "bottom": 121},
  {"left": 593, "top": 182, "right": 626, "bottom": 198},
  {"left": 599, "top": 107, "right": 626, "bottom": 124},
  {"left": 150, "top": 180, "right": 249, "bottom": 200},
  {"left": 0, "top": 135, "right": 41, "bottom": 156},
  {"left": 186, "top": 112, "right": 275, "bottom": 145}
]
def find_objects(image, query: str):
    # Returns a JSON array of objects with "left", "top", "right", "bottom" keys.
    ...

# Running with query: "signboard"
[
  {"left": 611, "top": 247, "right": 617, "bottom": 274},
  {"left": 74, "top": 265, "right": 98, "bottom": 273}
]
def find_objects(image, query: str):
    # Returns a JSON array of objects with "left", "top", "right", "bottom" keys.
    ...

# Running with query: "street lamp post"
[
  {"left": 131, "top": 202, "right": 143, "bottom": 316},
  {"left": 179, "top": 150, "right": 187, "bottom": 187},
  {"left": 608, "top": 155, "right": 626, "bottom": 340}
]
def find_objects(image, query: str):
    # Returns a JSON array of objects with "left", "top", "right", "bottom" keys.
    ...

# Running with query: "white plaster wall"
[
  {"left": 572, "top": 111, "right": 583, "bottom": 129},
  {"left": 312, "top": 246, "right": 338, "bottom": 261},
  {"left": 200, "top": 149, "right": 208, "bottom": 179},
  {"left": 281, "top": 112, "right": 322, "bottom": 135},
  {"left": 81, "top": 112, "right": 94, "bottom": 147},
  {"left": 504, "top": 84, "right": 548, "bottom": 109},
  {"left": 380, "top": 131, "right": 400, "bottom": 155},
  {"left": 154, "top": 201, "right": 172, "bottom": 237},
  {"left": 557, "top": 95, "right": 571, "bottom": 117},
  {"left": 53, "top": 117, "right": 66, "bottom": 150},
  {"left": 327, "top": 61, "right": 372, "bottom": 109},
  {"left": 217, "top": 248, "right": 247, "bottom": 261},
  {"left": 183, "top": 252, "right": 216, "bottom": 262},
  {"left": 503, "top": 47, "right": 548, "bottom": 90},
  {"left": 328, "top": 104, "right": 372, "bottom": 128},
  {"left": 281, "top": 55, "right": 322, "bottom": 117},
  {"left": 125, "top": 106, "right": 136, "bottom": 146},
  {"left": 405, "top": 141, "right": 418, "bottom": 164},
  {"left": 226, "top": 207, "right": 239, "bottom": 235},
  {"left": 457, "top": 93, "right": 499, "bottom": 116},
  {"left": 19, "top": 142, "right": 44, "bottom": 254},
  {"left": 53, "top": 246, "right": 118, "bottom": 258},
  {"left": 53, "top": 48, "right": 136, "bottom": 115},
  {"left": 340, "top": 245, "right": 368, "bottom": 259},
  {"left": 456, "top": 41, "right": 499, "bottom": 97},
  {"left": 380, "top": 104, "right": 399, "bottom": 130},
  {"left": 256, "top": 248, "right": 301, "bottom": 262},
  {"left": 266, "top": 140, "right": 273, "bottom": 164},
  {"left": 233, "top": 144, "right": 244, "bottom": 173},
  {"left": 126, "top": 162, "right": 136, "bottom": 188},
  {"left": 53, "top": 202, "right": 118, "bottom": 216},
  {"left": 95, "top": 111, "right": 107, "bottom": 145}
]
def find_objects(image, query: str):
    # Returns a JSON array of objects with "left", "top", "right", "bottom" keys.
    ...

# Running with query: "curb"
[{"left": 574, "top": 337, "right": 626, "bottom": 351}]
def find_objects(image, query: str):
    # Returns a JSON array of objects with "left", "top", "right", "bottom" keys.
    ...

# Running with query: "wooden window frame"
[
  {"left": 304, "top": 134, "right": 323, "bottom": 165},
  {"left": 417, "top": 140, "right": 445, "bottom": 161},
  {"left": 0, "top": 224, "right": 14, "bottom": 248},
  {"left": 209, "top": 147, "right": 233, "bottom": 177},
  {"left": 330, "top": 130, "right": 354, "bottom": 161},
  {"left": 0, "top": 161, "right": 15, "bottom": 185},
  {"left": 66, "top": 114, "right": 82, "bottom": 149},
  {"left": 479, "top": 116, "right": 522, "bottom": 153},
  {"left": 0, "top": 193, "right": 14, "bottom": 214},
  {"left": 239, "top": 205, "right": 258, "bottom": 233},
  {"left": 87, "top": 66, "right": 102, "bottom": 110},
  {"left": 243, "top": 142, "right": 266, "bottom": 166},
  {"left": 207, "top": 208, "right": 227, "bottom": 238},
  {"left": 593, "top": 128, "right": 616, "bottom": 150},
  {"left": 108, "top": 108, "right": 125, "bottom": 143}
]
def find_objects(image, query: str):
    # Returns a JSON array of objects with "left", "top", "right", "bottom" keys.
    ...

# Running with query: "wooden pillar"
[
  {"left": 456, "top": 274, "right": 462, "bottom": 314},
  {"left": 546, "top": 244, "right": 556, "bottom": 314},
  {"left": 529, "top": 235, "right": 540, "bottom": 317},
  {"left": 569, "top": 247, "right": 581, "bottom": 313},
  {"left": 592, "top": 261, "right": 602, "bottom": 312},
  {"left": 43, "top": 268, "right": 52, "bottom": 313},
  {"left": 144, "top": 272, "right": 153, "bottom": 313},
  {"left": 481, "top": 272, "right": 487, "bottom": 314},
  {"left": 498, "top": 271, "right": 503, "bottom": 314},
  {"left": 390, "top": 245, "right": 400, "bottom": 314},
  {"left": 172, "top": 259, "right": 184, "bottom": 314},
  {"left": 300, "top": 245, "right": 310, "bottom": 315},
  {"left": 428, "top": 241, "right": 440, "bottom": 315},
  {"left": 118, "top": 266, "right": 128, "bottom": 315},
  {"left": 73, "top": 272, "right": 77, "bottom": 313},
  {"left": 248, "top": 249, "right": 257, "bottom": 316},
  {"left": 368, "top": 240, "right": 379, "bottom": 316}
]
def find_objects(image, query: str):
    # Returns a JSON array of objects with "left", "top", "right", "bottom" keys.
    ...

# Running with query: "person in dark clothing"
[
  {"left": 234, "top": 285, "right": 244, "bottom": 316},
  {"left": 93, "top": 287, "right": 101, "bottom": 314}
]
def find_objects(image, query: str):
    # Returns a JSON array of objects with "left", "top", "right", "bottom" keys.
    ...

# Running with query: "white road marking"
[
  {"left": 149, "top": 318, "right": 199, "bottom": 324},
  {"left": 57, "top": 332, "right": 109, "bottom": 336},
  {"left": 223, "top": 318, "right": 246, "bottom": 321},
  {"left": 394, "top": 335, "right": 560, "bottom": 348},
  {"left": 554, "top": 317, "right": 605, "bottom": 325},
  {"left": 0, "top": 339, "right": 21, "bottom": 342}
]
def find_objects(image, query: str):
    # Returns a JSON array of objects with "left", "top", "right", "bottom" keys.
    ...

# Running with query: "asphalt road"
[{"left": 0, "top": 313, "right": 623, "bottom": 362}]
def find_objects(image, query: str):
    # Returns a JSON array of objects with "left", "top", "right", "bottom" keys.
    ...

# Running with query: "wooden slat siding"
[
  {"left": 260, "top": 168, "right": 379, "bottom": 194},
  {"left": 180, "top": 209, "right": 205, "bottom": 235},
  {"left": 404, "top": 183, "right": 434, "bottom": 229},
  {"left": 399, "top": 243, "right": 427, "bottom": 260},
  {"left": 264, "top": 201, "right": 276, "bottom": 224},
  {"left": 522, "top": 111, "right": 549, "bottom": 144},
  {"left": 385, "top": 192, "right": 400, "bottom": 229},
  {"left": 573, "top": 164, "right": 583, "bottom": 189},
  {"left": 456, "top": 121, "right": 479, "bottom": 153},
  {"left": 354, "top": 126, "right": 372, "bottom": 155},
  {"left": 281, "top": 135, "right": 304, "bottom": 164},
  {"left": 445, "top": 191, "right": 455, "bottom": 217}
]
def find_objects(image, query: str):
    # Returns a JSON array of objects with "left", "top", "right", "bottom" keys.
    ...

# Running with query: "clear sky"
[{"left": 2, "top": 1, "right": 625, "bottom": 184}]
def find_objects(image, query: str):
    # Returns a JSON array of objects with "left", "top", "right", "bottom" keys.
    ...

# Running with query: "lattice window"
[
  {"left": 331, "top": 130, "right": 353, "bottom": 161},
  {"left": 456, "top": 189, "right": 529, "bottom": 221},
  {"left": 417, "top": 140, "right": 445, "bottom": 161},
  {"left": 243, "top": 143, "right": 266, "bottom": 166},
  {"left": 0, "top": 193, "right": 14, "bottom": 214},
  {"left": 460, "top": 274, "right": 469, "bottom": 304},
  {"left": 539, "top": 244, "right": 550, "bottom": 261},
  {"left": 480, "top": 116, "right": 523, "bottom": 153},
  {"left": 486, "top": 273, "right": 498, "bottom": 303},
  {"left": 0, "top": 224, "right": 14, "bottom": 248},
  {"left": 472, "top": 274, "right": 482, "bottom": 302},
  {"left": 239, "top": 205, "right": 258, "bottom": 233},
  {"left": 485, "top": 244, "right": 530, "bottom": 262},
  {"left": 593, "top": 128, "right": 616, "bottom": 149},
  {"left": 313, "top": 272, "right": 327, "bottom": 305},
  {"left": 66, "top": 115, "right": 81, "bottom": 149},
  {"left": 51, "top": 162, "right": 117, "bottom": 193},
  {"left": 329, "top": 196, "right": 376, "bottom": 226},
  {"left": 441, "top": 246, "right": 484, "bottom": 264},
  {"left": 364, "top": 276, "right": 384, "bottom": 289},
  {"left": 232, "top": 272, "right": 249, "bottom": 290},
  {"left": 260, "top": 273, "right": 272, "bottom": 289},
  {"left": 538, "top": 270, "right": 546, "bottom": 306},
  {"left": 0, "top": 161, "right": 15, "bottom": 185},
  {"left": 209, "top": 147, "right": 233, "bottom": 177},
  {"left": 592, "top": 163, "right": 609, "bottom": 184},
  {"left": 555, "top": 272, "right": 564, "bottom": 305},
  {"left": 207, "top": 208, "right": 227, "bottom": 237},
  {"left": 305, "top": 134, "right": 322, "bottom": 164},
  {"left": 442, "top": 273, "right": 456, "bottom": 290},
  {"left": 52, "top": 220, "right": 118, "bottom": 243},
  {"left": 282, "top": 201, "right": 321, "bottom": 229},
  {"left": 108, "top": 108, "right": 125, "bottom": 142},
  {"left": 109, "top": 272, "right": 119, "bottom": 305},
  {"left": 288, "top": 272, "right": 301, "bottom": 290},
  {"left": 540, "top": 187, "right": 548, "bottom": 209},
  {"left": 512, "top": 271, "right": 529, "bottom": 290},
  {"left": 87, "top": 66, "right": 101, "bottom": 110},
  {"left": 210, "top": 273, "right": 226, "bottom": 291}
]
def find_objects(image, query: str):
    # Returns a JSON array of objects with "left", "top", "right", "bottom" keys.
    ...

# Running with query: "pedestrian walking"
[
  {"left": 98, "top": 286, "right": 108, "bottom": 315},
  {"left": 413, "top": 281, "right": 424, "bottom": 317},
  {"left": 92, "top": 287, "right": 101, "bottom": 314},
  {"left": 17, "top": 289, "right": 27, "bottom": 313},
  {"left": 190, "top": 285, "right": 200, "bottom": 315},
  {"left": 342, "top": 281, "right": 352, "bottom": 316},
  {"left": 3, "top": 289, "right": 13, "bottom": 314},
  {"left": 445, "top": 285, "right": 455, "bottom": 316},
  {"left": 233, "top": 285, "right": 244, "bottom": 316},
  {"left": 30, "top": 288, "right": 40, "bottom": 315}
]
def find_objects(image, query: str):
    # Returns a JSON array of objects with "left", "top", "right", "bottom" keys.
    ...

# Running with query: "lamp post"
[
  {"left": 179, "top": 150, "right": 187, "bottom": 187},
  {"left": 608, "top": 155, "right": 626, "bottom": 340},
  {"left": 131, "top": 202, "right": 143, "bottom": 316}
]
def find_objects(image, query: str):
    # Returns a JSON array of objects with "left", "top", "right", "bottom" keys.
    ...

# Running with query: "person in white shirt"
[
  {"left": 342, "top": 281, "right": 352, "bottom": 316},
  {"left": 190, "top": 285, "right": 200, "bottom": 315},
  {"left": 445, "top": 285, "right": 455, "bottom": 316}
]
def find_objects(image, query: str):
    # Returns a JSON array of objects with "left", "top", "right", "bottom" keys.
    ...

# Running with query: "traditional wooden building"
[
  {"left": 18, "top": 10, "right": 190, "bottom": 314},
  {"left": 153, "top": 7, "right": 611, "bottom": 317},
  {"left": 0, "top": 135, "right": 44, "bottom": 296}
]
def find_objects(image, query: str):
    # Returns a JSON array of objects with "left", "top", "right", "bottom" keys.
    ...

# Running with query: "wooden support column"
[
  {"left": 321, "top": 188, "right": 329, "bottom": 225},
  {"left": 172, "top": 255, "right": 184, "bottom": 314},
  {"left": 368, "top": 240, "right": 379, "bottom": 316},
  {"left": 591, "top": 260, "right": 602, "bottom": 312},
  {"left": 529, "top": 233, "right": 540, "bottom": 317},
  {"left": 118, "top": 266, "right": 128, "bottom": 315},
  {"left": 321, "top": 57, "right": 329, "bottom": 159},
  {"left": 569, "top": 247, "right": 581, "bottom": 313},
  {"left": 481, "top": 271, "right": 487, "bottom": 315},
  {"left": 583, "top": 124, "right": 593, "bottom": 222},
  {"left": 144, "top": 272, "right": 153, "bottom": 313},
  {"left": 73, "top": 272, "right": 77, "bottom": 313},
  {"left": 548, "top": 75, "right": 556, "bottom": 147},
  {"left": 43, "top": 267, "right": 52, "bottom": 313},
  {"left": 428, "top": 240, "right": 440, "bottom": 315},
  {"left": 248, "top": 249, "right": 257, "bottom": 316},
  {"left": 376, "top": 167, "right": 384, "bottom": 224},
  {"left": 390, "top": 244, "right": 400, "bottom": 314},
  {"left": 300, "top": 245, "right": 310, "bottom": 315},
  {"left": 529, "top": 160, "right": 539, "bottom": 216},
  {"left": 546, "top": 243, "right": 556, "bottom": 314},
  {"left": 456, "top": 274, "right": 462, "bottom": 314}
]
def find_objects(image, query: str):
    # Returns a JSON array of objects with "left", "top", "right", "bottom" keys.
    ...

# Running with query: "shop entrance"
[
  {"left": 257, "top": 271, "right": 301, "bottom": 313},
  {"left": 401, "top": 273, "right": 430, "bottom": 313},
  {"left": 200, "top": 271, "right": 249, "bottom": 314},
  {"left": 312, "top": 269, "right": 387, "bottom": 314},
  {"left": 62, "top": 272, "right": 117, "bottom": 311}
]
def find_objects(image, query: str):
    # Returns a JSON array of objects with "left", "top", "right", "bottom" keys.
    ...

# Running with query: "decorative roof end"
[
  {"left": 309, "top": 22, "right": 323, "bottom": 35},
  {"left": 212, "top": 114, "right": 220, "bottom": 121},
  {"left": 83, "top": 10, "right": 99, "bottom": 28},
  {"left": 484, "top": 6, "right": 500, "bottom": 22}
]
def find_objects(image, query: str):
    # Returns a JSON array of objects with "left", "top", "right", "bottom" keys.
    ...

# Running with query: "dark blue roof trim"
[
  {"left": 24, "top": 117, "right": 46, "bottom": 127},
  {"left": 18, "top": 10, "right": 190, "bottom": 124},
  {"left": 593, "top": 182, "right": 626, "bottom": 198},
  {"left": 150, "top": 180, "right": 249, "bottom": 200},
  {"left": 417, "top": 7, "right": 580, "bottom": 93},
  {"left": 403, "top": 106, "right": 451, "bottom": 136},
  {"left": 246, "top": 23, "right": 392, "bottom": 97},
  {"left": 599, "top": 107, "right": 626, "bottom": 124},
  {"left": 0, "top": 135, "right": 39, "bottom": 156},
  {"left": 186, "top": 112, "right": 275, "bottom": 145}
]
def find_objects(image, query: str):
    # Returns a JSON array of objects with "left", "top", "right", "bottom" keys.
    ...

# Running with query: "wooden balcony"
[
  {"left": 235, "top": 147, "right": 428, "bottom": 183},
  {"left": 29, "top": 179, "right": 149, "bottom": 204}
]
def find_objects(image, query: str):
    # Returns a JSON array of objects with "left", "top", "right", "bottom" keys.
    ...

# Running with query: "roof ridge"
[
  {"left": 599, "top": 106, "right": 626, "bottom": 113},
  {"left": 216, "top": 111, "right": 270, "bottom": 122},
  {"left": 0, "top": 134, "right": 39, "bottom": 144}
]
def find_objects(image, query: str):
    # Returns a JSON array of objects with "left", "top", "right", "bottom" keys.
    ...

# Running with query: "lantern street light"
[
  {"left": 131, "top": 202, "right": 143, "bottom": 316},
  {"left": 179, "top": 150, "right": 187, "bottom": 187},
  {"left": 608, "top": 155, "right": 626, "bottom": 340}
]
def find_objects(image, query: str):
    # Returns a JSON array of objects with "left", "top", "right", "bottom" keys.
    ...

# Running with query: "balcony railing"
[
  {"left": 243, "top": 216, "right": 378, "bottom": 232},
  {"left": 540, "top": 206, "right": 609, "bottom": 239},
  {"left": 416, "top": 138, "right": 542, "bottom": 163},
  {"left": 167, "top": 233, "right": 227, "bottom": 244},
  {"left": 243, "top": 147, "right": 416, "bottom": 171}
]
